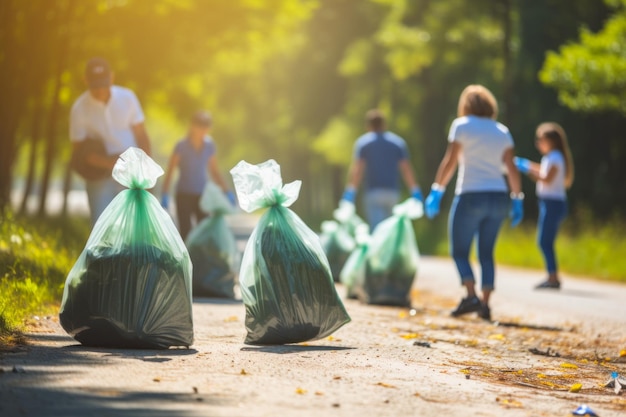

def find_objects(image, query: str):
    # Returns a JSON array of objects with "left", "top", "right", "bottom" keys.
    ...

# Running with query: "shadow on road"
[{"left": 240, "top": 345, "right": 356, "bottom": 354}]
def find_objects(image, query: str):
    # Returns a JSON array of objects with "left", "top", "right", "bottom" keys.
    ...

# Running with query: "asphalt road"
[{"left": 1, "top": 255, "right": 625, "bottom": 417}]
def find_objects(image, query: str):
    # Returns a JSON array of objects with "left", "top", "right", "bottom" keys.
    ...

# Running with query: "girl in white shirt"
[{"left": 515, "top": 122, "right": 574, "bottom": 289}]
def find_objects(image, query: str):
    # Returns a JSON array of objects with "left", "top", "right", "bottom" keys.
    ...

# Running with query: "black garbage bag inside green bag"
[
  {"left": 358, "top": 198, "right": 422, "bottom": 307},
  {"left": 231, "top": 159, "right": 351, "bottom": 345},
  {"left": 319, "top": 220, "right": 355, "bottom": 282},
  {"left": 59, "top": 148, "right": 193, "bottom": 349},
  {"left": 185, "top": 183, "right": 237, "bottom": 298}
]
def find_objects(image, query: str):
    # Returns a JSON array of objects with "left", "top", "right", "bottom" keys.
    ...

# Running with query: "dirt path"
[{"left": 1, "top": 257, "right": 625, "bottom": 417}]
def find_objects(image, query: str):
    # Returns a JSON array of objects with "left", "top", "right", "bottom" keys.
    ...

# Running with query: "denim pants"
[
  {"left": 86, "top": 177, "right": 123, "bottom": 225},
  {"left": 176, "top": 192, "right": 207, "bottom": 240},
  {"left": 538, "top": 198, "right": 568, "bottom": 274},
  {"left": 364, "top": 188, "right": 400, "bottom": 231},
  {"left": 449, "top": 192, "right": 509, "bottom": 291}
]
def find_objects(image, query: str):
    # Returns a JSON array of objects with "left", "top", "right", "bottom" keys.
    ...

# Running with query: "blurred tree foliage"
[{"left": 1, "top": 0, "right": 625, "bottom": 225}]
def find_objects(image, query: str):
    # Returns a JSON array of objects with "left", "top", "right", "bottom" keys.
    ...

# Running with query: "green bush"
[{"left": 0, "top": 212, "right": 88, "bottom": 342}]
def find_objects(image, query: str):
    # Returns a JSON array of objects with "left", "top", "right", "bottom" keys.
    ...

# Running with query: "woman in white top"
[
  {"left": 424, "top": 85, "right": 523, "bottom": 321},
  {"left": 515, "top": 122, "right": 574, "bottom": 289}
]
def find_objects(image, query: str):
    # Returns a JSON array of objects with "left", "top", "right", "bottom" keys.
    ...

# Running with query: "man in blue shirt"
[{"left": 342, "top": 109, "right": 423, "bottom": 229}]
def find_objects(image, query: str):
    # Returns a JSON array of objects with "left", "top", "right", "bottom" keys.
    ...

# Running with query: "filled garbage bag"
[
  {"left": 59, "top": 148, "right": 193, "bottom": 349},
  {"left": 185, "top": 183, "right": 238, "bottom": 298},
  {"left": 333, "top": 200, "right": 366, "bottom": 238},
  {"left": 231, "top": 159, "right": 350, "bottom": 345},
  {"left": 339, "top": 224, "right": 370, "bottom": 300},
  {"left": 358, "top": 198, "right": 422, "bottom": 307},
  {"left": 319, "top": 220, "right": 355, "bottom": 282}
]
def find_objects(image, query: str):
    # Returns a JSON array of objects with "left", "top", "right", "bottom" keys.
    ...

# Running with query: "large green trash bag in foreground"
[
  {"left": 358, "top": 198, "right": 422, "bottom": 307},
  {"left": 231, "top": 159, "right": 351, "bottom": 345},
  {"left": 59, "top": 148, "right": 194, "bottom": 349},
  {"left": 339, "top": 223, "right": 370, "bottom": 300},
  {"left": 185, "top": 182, "right": 238, "bottom": 298}
]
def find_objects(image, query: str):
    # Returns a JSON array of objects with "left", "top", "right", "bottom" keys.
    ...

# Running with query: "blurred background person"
[
  {"left": 424, "top": 85, "right": 523, "bottom": 321},
  {"left": 515, "top": 122, "right": 574, "bottom": 290},
  {"left": 161, "top": 111, "right": 234, "bottom": 240},
  {"left": 342, "top": 109, "right": 423, "bottom": 230},
  {"left": 69, "top": 57, "right": 152, "bottom": 225}
]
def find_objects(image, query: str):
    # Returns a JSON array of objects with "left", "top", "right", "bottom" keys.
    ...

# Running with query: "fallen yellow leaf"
[
  {"left": 569, "top": 383, "right": 582, "bottom": 393},
  {"left": 560, "top": 363, "right": 578, "bottom": 369},
  {"left": 376, "top": 382, "right": 396, "bottom": 388},
  {"left": 499, "top": 399, "right": 523, "bottom": 408},
  {"left": 489, "top": 334, "right": 505, "bottom": 341},
  {"left": 327, "top": 336, "right": 335, "bottom": 341},
  {"left": 153, "top": 377, "right": 161, "bottom": 382},
  {"left": 459, "top": 369, "right": 471, "bottom": 375},
  {"left": 223, "top": 316, "right": 238, "bottom": 322},
  {"left": 400, "top": 333, "right": 419, "bottom": 340},
  {"left": 398, "top": 311, "right": 408, "bottom": 319},
  {"left": 295, "top": 387, "right": 307, "bottom": 395},
  {"left": 537, "top": 373, "right": 547, "bottom": 379},
  {"left": 240, "top": 369, "right": 248, "bottom": 375},
  {"left": 620, "top": 349, "right": 626, "bottom": 358}
]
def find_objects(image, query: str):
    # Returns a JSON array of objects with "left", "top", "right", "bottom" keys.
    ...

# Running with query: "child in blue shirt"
[
  {"left": 161, "top": 111, "right": 234, "bottom": 239},
  {"left": 515, "top": 122, "right": 574, "bottom": 289}
]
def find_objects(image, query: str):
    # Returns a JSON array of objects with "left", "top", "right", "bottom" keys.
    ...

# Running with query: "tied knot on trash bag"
[
  {"left": 231, "top": 159, "right": 301, "bottom": 212},
  {"left": 230, "top": 159, "right": 350, "bottom": 345},
  {"left": 392, "top": 197, "right": 424, "bottom": 220},
  {"left": 199, "top": 182, "right": 235, "bottom": 216},
  {"left": 112, "top": 147, "right": 164, "bottom": 190}
]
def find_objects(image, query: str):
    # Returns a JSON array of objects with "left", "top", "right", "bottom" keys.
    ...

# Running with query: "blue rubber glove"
[
  {"left": 513, "top": 157, "right": 531, "bottom": 174},
  {"left": 425, "top": 186, "right": 445, "bottom": 219},
  {"left": 160, "top": 193, "right": 170, "bottom": 209},
  {"left": 226, "top": 190, "right": 237, "bottom": 207},
  {"left": 341, "top": 187, "right": 357, "bottom": 203},
  {"left": 510, "top": 197, "right": 524, "bottom": 227},
  {"left": 410, "top": 186, "right": 424, "bottom": 203}
]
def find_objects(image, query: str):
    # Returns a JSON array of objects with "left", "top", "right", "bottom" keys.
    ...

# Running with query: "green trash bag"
[
  {"left": 333, "top": 200, "right": 366, "bottom": 238},
  {"left": 185, "top": 182, "right": 237, "bottom": 298},
  {"left": 59, "top": 148, "right": 194, "bottom": 349},
  {"left": 339, "top": 224, "right": 370, "bottom": 300},
  {"left": 231, "top": 159, "right": 351, "bottom": 345},
  {"left": 319, "top": 220, "right": 355, "bottom": 283},
  {"left": 358, "top": 198, "right": 422, "bottom": 307}
]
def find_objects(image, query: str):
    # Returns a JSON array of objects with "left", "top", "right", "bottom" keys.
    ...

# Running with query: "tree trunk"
[
  {"left": 61, "top": 163, "right": 73, "bottom": 217},
  {"left": 500, "top": 0, "right": 513, "bottom": 126},
  {"left": 19, "top": 103, "right": 45, "bottom": 215},
  {"left": 37, "top": 4, "right": 71, "bottom": 217}
]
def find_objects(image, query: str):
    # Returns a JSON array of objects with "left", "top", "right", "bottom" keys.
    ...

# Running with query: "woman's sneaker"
[
  {"left": 535, "top": 280, "right": 561, "bottom": 290},
  {"left": 478, "top": 304, "right": 491, "bottom": 322},
  {"left": 451, "top": 296, "right": 482, "bottom": 317}
]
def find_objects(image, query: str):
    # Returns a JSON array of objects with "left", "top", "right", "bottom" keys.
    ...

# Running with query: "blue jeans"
[
  {"left": 538, "top": 198, "right": 568, "bottom": 274},
  {"left": 86, "top": 177, "right": 123, "bottom": 225},
  {"left": 449, "top": 192, "right": 509, "bottom": 291},
  {"left": 364, "top": 188, "right": 399, "bottom": 231}
]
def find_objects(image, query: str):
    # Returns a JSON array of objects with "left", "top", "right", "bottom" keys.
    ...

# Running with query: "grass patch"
[
  {"left": 0, "top": 211, "right": 89, "bottom": 346},
  {"left": 429, "top": 216, "right": 626, "bottom": 283}
]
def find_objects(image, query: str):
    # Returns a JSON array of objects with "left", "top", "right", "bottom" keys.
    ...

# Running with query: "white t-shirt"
[
  {"left": 70, "top": 85, "right": 145, "bottom": 155},
  {"left": 536, "top": 150, "right": 567, "bottom": 200},
  {"left": 448, "top": 116, "right": 514, "bottom": 195}
]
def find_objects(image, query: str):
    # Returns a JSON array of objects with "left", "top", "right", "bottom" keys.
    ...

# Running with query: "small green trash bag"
[
  {"left": 231, "top": 159, "right": 351, "bottom": 345},
  {"left": 185, "top": 182, "right": 237, "bottom": 298},
  {"left": 319, "top": 220, "right": 355, "bottom": 282},
  {"left": 339, "top": 224, "right": 370, "bottom": 300},
  {"left": 59, "top": 148, "right": 194, "bottom": 349},
  {"left": 359, "top": 198, "right": 422, "bottom": 307},
  {"left": 333, "top": 200, "right": 366, "bottom": 238}
]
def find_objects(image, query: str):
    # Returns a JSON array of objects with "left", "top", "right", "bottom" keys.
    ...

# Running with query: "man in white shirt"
[{"left": 70, "top": 57, "right": 152, "bottom": 224}]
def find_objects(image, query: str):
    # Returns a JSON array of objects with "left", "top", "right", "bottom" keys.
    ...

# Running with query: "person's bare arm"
[
  {"left": 132, "top": 122, "right": 152, "bottom": 156},
  {"left": 208, "top": 155, "right": 229, "bottom": 192},
  {"left": 162, "top": 153, "right": 180, "bottom": 194},
  {"left": 433, "top": 142, "right": 461, "bottom": 187},
  {"left": 503, "top": 148, "right": 522, "bottom": 194},
  {"left": 346, "top": 159, "right": 365, "bottom": 189},
  {"left": 528, "top": 164, "right": 558, "bottom": 184},
  {"left": 399, "top": 159, "right": 420, "bottom": 190}
]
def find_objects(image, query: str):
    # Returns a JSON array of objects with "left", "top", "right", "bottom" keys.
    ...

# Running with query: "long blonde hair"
[
  {"left": 536, "top": 122, "right": 574, "bottom": 188},
  {"left": 457, "top": 84, "right": 498, "bottom": 120}
]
